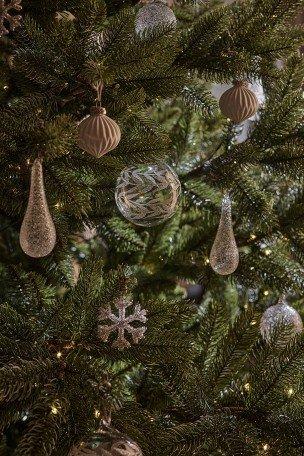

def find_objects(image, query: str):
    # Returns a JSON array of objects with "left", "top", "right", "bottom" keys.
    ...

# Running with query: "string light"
[
  {"left": 56, "top": 351, "right": 62, "bottom": 359},
  {"left": 51, "top": 405, "right": 59, "bottom": 415},
  {"left": 244, "top": 382, "right": 251, "bottom": 391},
  {"left": 287, "top": 387, "right": 294, "bottom": 397},
  {"left": 264, "top": 249, "right": 271, "bottom": 256},
  {"left": 263, "top": 290, "right": 269, "bottom": 296},
  {"left": 250, "top": 234, "right": 257, "bottom": 240},
  {"left": 262, "top": 443, "right": 269, "bottom": 451},
  {"left": 205, "top": 258, "right": 210, "bottom": 265},
  {"left": 94, "top": 409, "right": 101, "bottom": 418}
]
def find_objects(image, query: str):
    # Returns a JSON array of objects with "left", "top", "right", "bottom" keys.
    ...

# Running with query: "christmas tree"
[{"left": 1, "top": 0, "right": 304, "bottom": 454}]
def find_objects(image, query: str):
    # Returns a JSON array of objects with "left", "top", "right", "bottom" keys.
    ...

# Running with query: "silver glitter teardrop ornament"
[
  {"left": 260, "top": 298, "right": 303, "bottom": 342},
  {"left": 210, "top": 194, "right": 239, "bottom": 275},
  {"left": 20, "top": 158, "right": 56, "bottom": 258},
  {"left": 135, "top": 0, "right": 177, "bottom": 37}
]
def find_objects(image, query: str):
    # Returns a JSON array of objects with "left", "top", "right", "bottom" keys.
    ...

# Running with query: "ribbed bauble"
[
  {"left": 77, "top": 106, "right": 121, "bottom": 158},
  {"left": 219, "top": 81, "right": 259, "bottom": 124}
]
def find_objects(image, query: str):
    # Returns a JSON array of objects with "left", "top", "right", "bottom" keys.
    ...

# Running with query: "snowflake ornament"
[
  {"left": 0, "top": 0, "right": 22, "bottom": 37},
  {"left": 98, "top": 300, "right": 147, "bottom": 350}
]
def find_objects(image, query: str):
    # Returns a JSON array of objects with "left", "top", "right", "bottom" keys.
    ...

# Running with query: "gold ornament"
[
  {"left": 210, "top": 194, "right": 239, "bottom": 275},
  {"left": 77, "top": 82, "right": 121, "bottom": 158},
  {"left": 219, "top": 81, "right": 259, "bottom": 124},
  {"left": 20, "top": 157, "right": 56, "bottom": 258}
]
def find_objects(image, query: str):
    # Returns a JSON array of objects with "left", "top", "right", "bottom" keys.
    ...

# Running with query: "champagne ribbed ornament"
[
  {"left": 77, "top": 82, "right": 121, "bottom": 158},
  {"left": 219, "top": 81, "right": 259, "bottom": 124},
  {"left": 115, "top": 162, "right": 181, "bottom": 227},
  {"left": 260, "top": 297, "right": 303, "bottom": 342},
  {"left": 135, "top": 0, "right": 177, "bottom": 37},
  {"left": 210, "top": 194, "right": 239, "bottom": 275},
  {"left": 20, "top": 157, "right": 56, "bottom": 258}
]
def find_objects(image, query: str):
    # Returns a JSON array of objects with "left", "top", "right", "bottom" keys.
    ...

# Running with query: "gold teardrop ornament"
[
  {"left": 210, "top": 194, "right": 239, "bottom": 275},
  {"left": 20, "top": 158, "right": 56, "bottom": 258}
]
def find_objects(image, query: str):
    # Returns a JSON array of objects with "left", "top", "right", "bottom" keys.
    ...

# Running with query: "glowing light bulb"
[
  {"left": 94, "top": 409, "right": 101, "bottom": 418},
  {"left": 51, "top": 405, "right": 59, "bottom": 415},
  {"left": 263, "top": 290, "right": 269, "bottom": 296},
  {"left": 56, "top": 352, "right": 62, "bottom": 359}
]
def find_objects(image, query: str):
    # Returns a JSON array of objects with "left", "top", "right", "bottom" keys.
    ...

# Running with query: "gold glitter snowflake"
[{"left": 0, "top": 0, "right": 22, "bottom": 37}]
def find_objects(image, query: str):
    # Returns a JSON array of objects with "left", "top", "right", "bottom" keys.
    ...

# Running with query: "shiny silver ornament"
[
  {"left": 69, "top": 427, "right": 142, "bottom": 456},
  {"left": 115, "top": 162, "right": 181, "bottom": 227},
  {"left": 20, "top": 158, "right": 56, "bottom": 258},
  {"left": 210, "top": 194, "right": 239, "bottom": 275},
  {"left": 135, "top": 0, "right": 177, "bottom": 37},
  {"left": 260, "top": 298, "right": 303, "bottom": 342}
]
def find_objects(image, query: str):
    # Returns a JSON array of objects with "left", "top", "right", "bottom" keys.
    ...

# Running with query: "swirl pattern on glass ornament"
[{"left": 115, "top": 163, "right": 181, "bottom": 227}]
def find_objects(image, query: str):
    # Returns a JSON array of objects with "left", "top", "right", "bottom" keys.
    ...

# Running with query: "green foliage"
[{"left": 1, "top": 0, "right": 304, "bottom": 454}]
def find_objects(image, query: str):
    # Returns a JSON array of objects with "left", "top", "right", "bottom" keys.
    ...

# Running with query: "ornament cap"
[
  {"left": 90, "top": 106, "right": 107, "bottom": 116},
  {"left": 233, "top": 80, "right": 249, "bottom": 87}
]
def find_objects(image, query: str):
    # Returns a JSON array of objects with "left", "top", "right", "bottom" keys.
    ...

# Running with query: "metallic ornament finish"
[
  {"left": 260, "top": 299, "right": 303, "bottom": 342},
  {"left": 20, "top": 158, "right": 56, "bottom": 258},
  {"left": 135, "top": 0, "right": 177, "bottom": 37},
  {"left": 77, "top": 106, "right": 121, "bottom": 158},
  {"left": 210, "top": 194, "right": 239, "bottom": 275},
  {"left": 98, "top": 299, "right": 147, "bottom": 350},
  {"left": 219, "top": 81, "right": 259, "bottom": 124},
  {"left": 69, "top": 427, "right": 142, "bottom": 456},
  {"left": 115, "top": 163, "right": 181, "bottom": 227}
]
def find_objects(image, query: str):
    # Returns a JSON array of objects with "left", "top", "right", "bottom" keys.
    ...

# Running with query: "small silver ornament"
[
  {"left": 135, "top": 0, "right": 177, "bottom": 37},
  {"left": 115, "top": 162, "right": 181, "bottom": 227},
  {"left": 260, "top": 298, "right": 303, "bottom": 342}
]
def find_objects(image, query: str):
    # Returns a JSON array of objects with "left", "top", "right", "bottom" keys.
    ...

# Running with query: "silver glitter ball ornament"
[
  {"left": 135, "top": 0, "right": 177, "bottom": 37},
  {"left": 260, "top": 299, "right": 303, "bottom": 342},
  {"left": 115, "top": 162, "right": 181, "bottom": 227}
]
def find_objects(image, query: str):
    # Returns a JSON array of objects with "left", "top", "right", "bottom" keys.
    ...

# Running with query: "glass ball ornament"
[
  {"left": 69, "top": 427, "right": 142, "bottom": 456},
  {"left": 260, "top": 298, "right": 303, "bottom": 342},
  {"left": 135, "top": 0, "right": 177, "bottom": 38},
  {"left": 115, "top": 162, "right": 181, "bottom": 227}
]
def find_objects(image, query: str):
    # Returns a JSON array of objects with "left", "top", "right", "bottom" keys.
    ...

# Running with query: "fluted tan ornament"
[
  {"left": 77, "top": 106, "right": 121, "bottom": 158},
  {"left": 219, "top": 81, "right": 259, "bottom": 124},
  {"left": 210, "top": 194, "right": 239, "bottom": 275},
  {"left": 20, "top": 158, "right": 56, "bottom": 258}
]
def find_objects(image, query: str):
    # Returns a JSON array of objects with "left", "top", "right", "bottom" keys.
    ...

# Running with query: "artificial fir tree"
[{"left": 1, "top": 0, "right": 304, "bottom": 454}]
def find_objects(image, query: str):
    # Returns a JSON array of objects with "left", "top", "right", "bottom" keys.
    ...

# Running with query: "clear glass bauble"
[{"left": 115, "top": 162, "right": 181, "bottom": 227}]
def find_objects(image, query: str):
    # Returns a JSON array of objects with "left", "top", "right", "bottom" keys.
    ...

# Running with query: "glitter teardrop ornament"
[
  {"left": 135, "top": 0, "right": 177, "bottom": 37},
  {"left": 20, "top": 158, "right": 56, "bottom": 258},
  {"left": 77, "top": 106, "right": 121, "bottom": 158},
  {"left": 219, "top": 81, "right": 259, "bottom": 124},
  {"left": 210, "top": 194, "right": 239, "bottom": 275},
  {"left": 260, "top": 297, "right": 303, "bottom": 342}
]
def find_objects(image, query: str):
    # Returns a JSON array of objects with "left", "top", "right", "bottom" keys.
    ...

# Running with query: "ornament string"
[{"left": 93, "top": 81, "right": 104, "bottom": 108}]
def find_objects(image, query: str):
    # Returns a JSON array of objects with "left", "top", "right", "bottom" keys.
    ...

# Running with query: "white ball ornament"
[
  {"left": 115, "top": 162, "right": 181, "bottom": 227},
  {"left": 135, "top": 0, "right": 177, "bottom": 38},
  {"left": 260, "top": 297, "right": 303, "bottom": 342}
]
